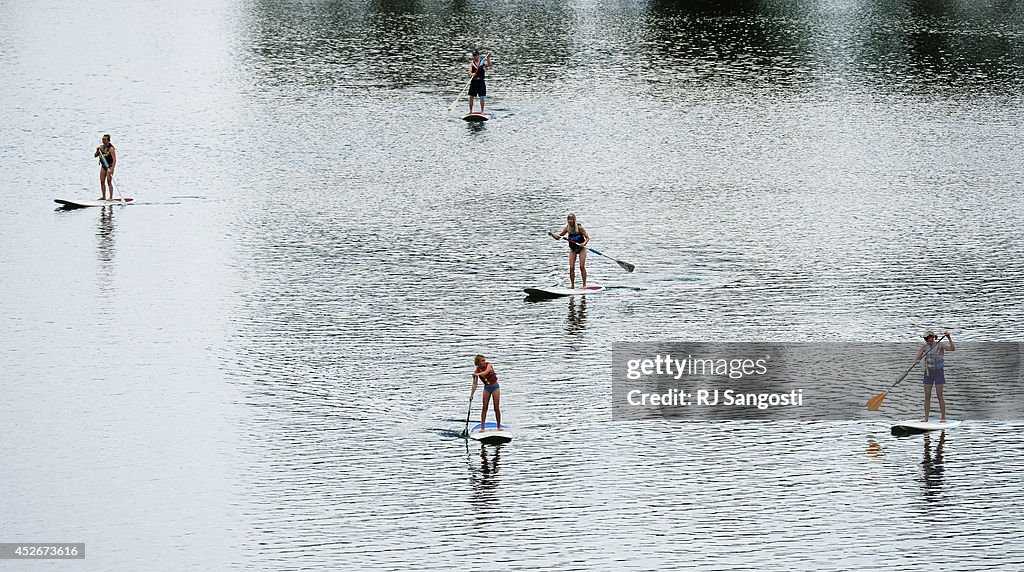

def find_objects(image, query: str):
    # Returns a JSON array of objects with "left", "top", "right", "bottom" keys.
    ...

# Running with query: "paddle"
[
  {"left": 549, "top": 231, "right": 636, "bottom": 272},
  {"left": 96, "top": 146, "right": 127, "bottom": 203},
  {"left": 866, "top": 333, "right": 947, "bottom": 411},
  {"left": 447, "top": 51, "right": 489, "bottom": 112},
  {"left": 461, "top": 391, "right": 474, "bottom": 438}
]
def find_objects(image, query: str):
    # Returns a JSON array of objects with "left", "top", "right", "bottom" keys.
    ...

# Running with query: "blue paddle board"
[{"left": 469, "top": 422, "right": 513, "bottom": 443}]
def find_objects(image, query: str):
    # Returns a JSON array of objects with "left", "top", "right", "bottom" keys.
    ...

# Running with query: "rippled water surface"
[{"left": 2, "top": 0, "right": 1023, "bottom": 570}]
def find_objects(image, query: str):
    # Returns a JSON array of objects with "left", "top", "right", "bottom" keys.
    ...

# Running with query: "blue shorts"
[
  {"left": 923, "top": 369, "right": 945, "bottom": 385},
  {"left": 484, "top": 383, "right": 499, "bottom": 394}
]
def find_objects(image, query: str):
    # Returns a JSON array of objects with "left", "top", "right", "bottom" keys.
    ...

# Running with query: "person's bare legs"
[
  {"left": 481, "top": 390, "right": 491, "bottom": 430},
  {"left": 579, "top": 249, "right": 588, "bottom": 288},
  {"left": 491, "top": 389, "right": 501, "bottom": 429},
  {"left": 468, "top": 96, "right": 475, "bottom": 114},
  {"left": 569, "top": 250, "right": 577, "bottom": 289},
  {"left": 99, "top": 168, "right": 109, "bottom": 200},
  {"left": 936, "top": 385, "right": 946, "bottom": 422},
  {"left": 923, "top": 383, "right": 933, "bottom": 422},
  {"left": 106, "top": 173, "right": 116, "bottom": 200}
]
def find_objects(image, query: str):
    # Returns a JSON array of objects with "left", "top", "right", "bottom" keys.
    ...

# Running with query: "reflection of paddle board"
[
  {"left": 892, "top": 419, "right": 962, "bottom": 432},
  {"left": 469, "top": 422, "right": 513, "bottom": 444},
  {"left": 463, "top": 113, "right": 489, "bottom": 122},
  {"left": 524, "top": 285, "right": 605, "bottom": 299},
  {"left": 55, "top": 198, "right": 134, "bottom": 208}
]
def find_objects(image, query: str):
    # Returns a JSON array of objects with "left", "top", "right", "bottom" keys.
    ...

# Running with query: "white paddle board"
[
  {"left": 893, "top": 419, "right": 962, "bottom": 431},
  {"left": 55, "top": 198, "right": 134, "bottom": 208},
  {"left": 468, "top": 422, "right": 513, "bottom": 444},
  {"left": 524, "top": 285, "right": 605, "bottom": 299},
  {"left": 463, "top": 113, "right": 489, "bottom": 122}
]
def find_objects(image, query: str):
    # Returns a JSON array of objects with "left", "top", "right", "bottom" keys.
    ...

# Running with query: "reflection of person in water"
[
  {"left": 98, "top": 206, "right": 115, "bottom": 241},
  {"left": 97, "top": 205, "right": 117, "bottom": 272},
  {"left": 567, "top": 296, "right": 587, "bottom": 332},
  {"left": 479, "top": 445, "right": 500, "bottom": 480},
  {"left": 469, "top": 444, "right": 501, "bottom": 505},
  {"left": 920, "top": 432, "right": 946, "bottom": 500}
]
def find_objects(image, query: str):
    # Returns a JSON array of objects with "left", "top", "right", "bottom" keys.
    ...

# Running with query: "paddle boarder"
[
  {"left": 470, "top": 354, "right": 502, "bottom": 431},
  {"left": 914, "top": 331, "right": 955, "bottom": 422},
  {"left": 467, "top": 50, "right": 492, "bottom": 114},
  {"left": 549, "top": 213, "right": 590, "bottom": 289},
  {"left": 94, "top": 134, "right": 117, "bottom": 200}
]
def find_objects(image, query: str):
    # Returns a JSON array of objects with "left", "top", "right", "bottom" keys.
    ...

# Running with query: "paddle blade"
[
  {"left": 866, "top": 391, "right": 888, "bottom": 411},
  {"left": 617, "top": 259, "right": 636, "bottom": 273}
]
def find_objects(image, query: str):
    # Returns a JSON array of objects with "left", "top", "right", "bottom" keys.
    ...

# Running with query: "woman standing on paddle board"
[
  {"left": 93, "top": 134, "right": 117, "bottom": 200},
  {"left": 549, "top": 213, "right": 590, "bottom": 289},
  {"left": 468, "top": 50, "right": 492, "bottom": 114},
  {"left": 470, "top": 355, "right": 501, "bottom": 431},
  {"left": 914, "top": 331, "right": 955, "bottom": 422}
]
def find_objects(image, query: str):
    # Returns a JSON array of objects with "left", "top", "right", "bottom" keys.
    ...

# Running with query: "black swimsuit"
[
  {"left": 568, "top": 229, "right": 584, "bottom": 253},
  {"left": 469, "top": 61, "right": 486, "bottom": 98},
  {"left": 98, "top": 145, "right": 114, "bottom": 168}
]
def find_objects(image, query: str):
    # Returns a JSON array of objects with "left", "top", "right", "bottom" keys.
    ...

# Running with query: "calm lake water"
[{"left": 2, "top": 0, "right": 1023, "bottom": 569}]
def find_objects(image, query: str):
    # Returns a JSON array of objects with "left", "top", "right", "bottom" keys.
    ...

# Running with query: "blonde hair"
[
  {"left": 567, "top": 212, "right": 580, "bottom": 234},
  {"left": 475, "top": 354, "right": 486, "bottom": 366}
]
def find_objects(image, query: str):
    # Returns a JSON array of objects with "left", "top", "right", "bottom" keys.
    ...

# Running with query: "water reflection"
[
  {"left": 865, "top": 434, "right": 883, "bottom": 460},
  {"left": 468, "top": 442, "right": 502, "bottom": 505},
  {"left": 901, "top": 0, "right": 1024, "bottom": 90},
  {"left": 639, "top": 0, "right": 1024, "bottom": 94},
  {"left": 96, "top": 205, "right": 117, "bottom": 280},
  {"left": 919, "top": 432, "right": 947, "bottom": 502},
  {"left": 217, "top": 1, "right": 1024, "bottom": 568},
  {"left": 242, "top": 0, "right": 1024, "bottom": 101},
  {"left": 242, "top": 0, "right": 576, "bottom": 91},
  {"left": 641, "top": 0, "right": 813, "bottom": 91},
  {"left": 566, "top": 296, "right": 587, "bottom": 335},
  {"left": 465, "top": 120, "right": 487, "bottom": 134}
]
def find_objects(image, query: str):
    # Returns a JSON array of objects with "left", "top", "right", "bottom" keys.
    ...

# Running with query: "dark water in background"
[{"left": 2, "top": 0, "right": 1023, "bottom": 569}]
